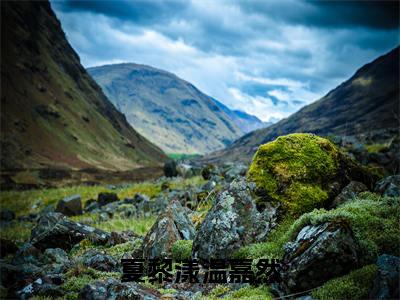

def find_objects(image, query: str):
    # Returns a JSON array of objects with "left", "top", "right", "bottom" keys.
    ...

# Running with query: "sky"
[{"left": 51, "top": 0, "right": 399, "bottom": 122}]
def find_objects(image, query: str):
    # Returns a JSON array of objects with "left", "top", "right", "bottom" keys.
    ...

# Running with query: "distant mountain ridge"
[
  {"left": 88, "top": 63, "right": 267, "bottom": 154},
  {"left": 0, "top": 1, "right": 166, "bottom": 171},
  {"left": 207, "top": 47, "right": 400, "bottom": 163},
  {"left": 212, "top": 98, "right": 271, "bottom": 133}
]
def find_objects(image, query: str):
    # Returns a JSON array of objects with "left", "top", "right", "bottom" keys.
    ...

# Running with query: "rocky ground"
[{"left": 0, "top": 133, "right": 399, "bottom": 300}]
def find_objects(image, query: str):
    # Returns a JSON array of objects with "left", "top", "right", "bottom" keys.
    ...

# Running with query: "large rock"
[
  {"left": 192, "top": 178, "right": 277, "bottom": 260},
  {"left": 55, "top": 194, "right": 82, "bottom": 216},
  {"left": 164, "top": 160, "right": 178, "bottom": 177},
  {"left": 279, "top": 221, "right": 360, "bottom": 293},
  {"left": 78, "top": 278, "right": 161, "bottom": 300},
  {"left": 81, "top": 249, "right": 118, "bottom": 272},
  {"left": 142, "top": 201, "right": 196, "bottom": 258},
  {"left": 247, "top": 133, "right": 374, "bottom": 216},
  {"left": 374, "top": 175, "right": 400, "bottom": 197},
  {"left": 30, "top": 212, "right": 110, "bottom": 250},
  {"left": 369, "top": 254, "right": 399, "bottom": 299},
  {"left": 97, "top": 193, "right": 119, "bottom": 207},
  {"left": 330, "top": 181, "right": 368, "bottom": 208},
  {"left": 176, "top": 163, "right": 198, "bottom": 178}
]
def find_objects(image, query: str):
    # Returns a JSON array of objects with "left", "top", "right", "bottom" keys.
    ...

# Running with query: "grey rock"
[
  {"left": 142, "top": 201, "right": 196, "bottom": 258},
  {"left": 192, "top": 178, "right": 277, "bottom": 260},
  {"left": 369, "top": 254, "right": 399, "bottom": 299},
  {"left": 55, "top": 194, "right": 82, "bottom": 216},
  {"left": 280, "top": 222, "right": 360, "bottom": 293},
  {"left": 30, "top": 212, "right": 110, "bottom": 250},
  {"left": 42, "top": 248, "right": 69, "bottom": 265},
  {"left": 12, "top": 243, "right": 42, "bottom": 266},
  {"left": 18, "top": 278, "right": 64, "bottom": 300},
  {"left": 374, "top": 175, "right": 400, "bottom": 197},
  {"left": 98, "top": 192, "right": 119, "bottom": 207},
  {"left": 82, "top": 249, "right": 118, "bottom": 272},
  {"left": 164, "top": 160, "right": 178, "bottom": 177},
  {"left": 330, "top": 181, "right": 368, "bottom": 208},
  {"left": 176, "top": 163, "right": 196, "bottom": 178},
  {"left": 78, "top": 278, "right": 161, "bottom": 300},
  {"left": 223, "top": 163, "right": 248, "bottom": 180}
]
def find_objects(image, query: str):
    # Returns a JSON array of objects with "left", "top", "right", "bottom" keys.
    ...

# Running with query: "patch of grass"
[
  {"left": 171, "top": 240, "right": 193, "bottom": 261},
  {"left": 311, "top": 264, "right": 378, "bottom": 300},
  {"left": 94, "top": 216, "right": 156, "bottom": 236},
  {"left": 0, "top": 221, "right": 33, "bottom": 244},
  {"left": 365, "top": 143, "right": 389, "bottom": 154},
  {"left": 201, "top": 285, "right": 272, "bottom": 300},
  {"left": 167, "top": 153, "right": 200, "bottom": 160}
]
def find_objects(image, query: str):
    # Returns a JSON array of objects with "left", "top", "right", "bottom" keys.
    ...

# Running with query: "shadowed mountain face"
[
  {"left": 88, "top": 64, "right": 266, "bottom": 154},
  {"left": 0, "top": 1, "right": 167, "bottom": 171},
  {"left": 207, "top": 47, "right": 400, "bottom": 163}
]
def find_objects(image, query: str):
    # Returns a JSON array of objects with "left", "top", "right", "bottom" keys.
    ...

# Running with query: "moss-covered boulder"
[{"left": 247, "top": 133, "right": 374, "bottom": 216}]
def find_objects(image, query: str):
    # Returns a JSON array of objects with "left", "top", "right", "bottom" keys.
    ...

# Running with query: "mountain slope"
[
  {"left": 207, "top": 47, "right": 400, "bottom": 163},
  {"left": 0, "top": 1, "right": 167, "bottom": 171},
  {"left": 212, "top": 98, "right": 270, "bottom": 133},
  {"left": 88, "top": 64, "right": 250, "bottom": 154}
]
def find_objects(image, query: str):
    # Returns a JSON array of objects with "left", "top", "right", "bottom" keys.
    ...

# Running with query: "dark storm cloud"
[
  {"left": 51, "top": 0, "right": 399, "bottom": 122},
  {"left": 238, "top": 0, "right": 399, "bottom": 30},
  {"left": 55, "top": 0, "right": 188, "bottom": 25}
]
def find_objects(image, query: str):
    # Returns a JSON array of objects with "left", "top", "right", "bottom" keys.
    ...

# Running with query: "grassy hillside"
[{"left": 0, "top": 1, "right": 167, "bottom": 172}]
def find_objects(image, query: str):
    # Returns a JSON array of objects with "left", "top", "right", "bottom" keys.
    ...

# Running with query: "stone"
[
  {"left": 164, "top": 160, "right": 178, "bottom": 177},
  {"left": 330, "top": 181, "right": 369, "bottom": 208},
  {"left": 107, "top": 231, "right": 138, "bottom": 246},
  {"left": 176, "top": 163, "right": 195, "bottom": 178},
  {"left": 279, "top": 221, "right": 360, "bottom": 293},
  {"left": 82, "top": 249, "right": 118, "bottom": 272},
  {"left": 55, "top": 194, "right": 82, "bottom": 216},
  {"left": 247, "top": 133, "right": 375, "bottom": 216},
  {"left": 30, "top": 212, "right": 110, "bottom": 250},
  {"left": 192, "top": 178, "right": 277, "bottom": 260},
  {"left": 0, "top": 238, "right": 18, "bottom": 258},
  {"left": 142, "top": 201, "right": 196, "bottom": 258},
  {"left": 42, "top": 248, "right": 69, "bottom": 265},
  {"left": 222, "top": 163, "right": 248, "bottom": 181},
  {"left": 78, "top": 278, "right": 161, "bottom": 300},
  {"left": 97, "top": 192, "right": 119, "bottom": 207},
  {"left": 0, "top": 209, "right": 15, "bottom": 222},
  {"left": 18, "top": 278, "right": 64, "bottom": 299},
  {"left": 374, "top": 175, "right": 400, "bottom": 197},
  {"left": 369, "top": 254, "right": 399, "bottom": 299}
]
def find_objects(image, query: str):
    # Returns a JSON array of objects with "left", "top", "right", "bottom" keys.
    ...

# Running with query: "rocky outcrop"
[
  {"left": 30, "top": 212, "right": 110, "bottom": 250},
  {"left": 369, "top": 254, "right": 399, "bottom": 299},
  {"left": 247, "top": 133, "right": 374, "bottom": 216},
  {"left": 142, "top": 201, "right": 196, "bottom": 259},
  {"left": 192, "top": 178, "right": 277, "bottom": 260},
  {"left": 374, "top": 175, "right": 400, "bottom": 197},
  {"left": 78, "top": 278, "right": 161, "bottom": 300},
  {"left": 55, "top": 194, "right": 82, "bottom": 216},
  {"left": 330, "top": 181, "right": 368, "bottom": 208},
  {"left": 280, "top": 221, "right": 360, "bottom": 293}
]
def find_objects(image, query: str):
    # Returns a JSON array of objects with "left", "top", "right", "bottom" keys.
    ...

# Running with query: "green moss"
[
  {"left": 247, "top": 133, "right": 340, "bottom": 216},
  {"left": 225, "top": 286, "right": 272, "bottom": 300},
  {"left": 312, "top": 264, "right": 378, "bottom": 300},
  {"left": 105, "top": 240, "right": 142, "bottom": 259},
  {"left": 286, "top": 193, "right": 400, "bottom": 263},
  {"left": 365, "top": 143, "right": 389, "bottom": 154},
  {"left": 233, "top": 217, "right": 295, "bottom": 260},
  {"left": 171, "top": 240, "right": 193, "bottom": 261}
]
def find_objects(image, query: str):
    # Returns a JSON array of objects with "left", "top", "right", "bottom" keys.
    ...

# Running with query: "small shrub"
[{"left": 171, "top": 240, "right": 193, "bottom": 261}]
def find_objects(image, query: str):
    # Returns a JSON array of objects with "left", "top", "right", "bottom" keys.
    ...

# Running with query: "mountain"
[
  {"left": 212, "top": 99, "right": 270, "bottom": 133},
  {"left": 88, "top": 64, "right": 262, "bottom": 154},
  {"left": 207, "top": 47, "right": 400, "bottom": 163},
  {"left": 0, "top": 1, "right": 167, "bottom": 171}
]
